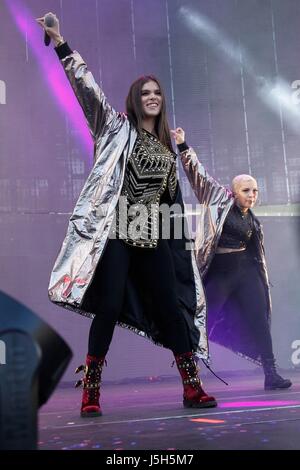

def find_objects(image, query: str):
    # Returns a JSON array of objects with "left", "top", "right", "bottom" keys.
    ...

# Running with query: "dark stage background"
[{"left": 0, "top": 0, "right": 299, "bottom": 380}]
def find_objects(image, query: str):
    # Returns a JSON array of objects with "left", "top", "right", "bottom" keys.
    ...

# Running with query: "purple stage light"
[
  {"left": 6, "top": 0, "right": 93, "bottom": 159},
  {"left": 219, "top": 400, "right": 300, "bottom": 408}
]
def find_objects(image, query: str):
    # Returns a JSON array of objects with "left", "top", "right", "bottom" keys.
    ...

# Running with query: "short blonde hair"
[{"left": 231, "top": 174, "right": 257, "bottom": 193}]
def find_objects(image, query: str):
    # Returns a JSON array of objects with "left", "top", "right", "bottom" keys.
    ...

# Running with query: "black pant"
[
  {"left": 204, "top": 250, "right": 274, "bottom": 363},
  {"left": 88, "top": 238, "right": 191, "bottom": 357}
]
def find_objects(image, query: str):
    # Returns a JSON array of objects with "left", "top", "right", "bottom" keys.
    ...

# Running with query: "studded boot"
[
  {"left": 262, "top": 358, "right": 292, "bottom": 390},
  {"left": 75, "top": 354, "right": 105, "bottom": 417},
  {"left": 175, "top": 352, "right": 217, "bottom": 408}
]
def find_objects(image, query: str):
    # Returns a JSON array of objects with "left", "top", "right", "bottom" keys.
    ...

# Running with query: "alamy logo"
[
  {"left": 0, "top": 340, "right": 6, "bottom": 365},
  {"left": 291, "top": 339, "right": 300, "bottom": 366},
  {"left": 0, "top": 80, "right": 6, "bottom": 104},
  {"left": 291, "top": 80, "right": 300, "bottom": 105}
]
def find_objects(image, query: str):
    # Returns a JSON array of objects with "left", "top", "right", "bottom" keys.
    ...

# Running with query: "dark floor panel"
[{"left": 39, "top": 371, "right": 300, "bottom": 450}]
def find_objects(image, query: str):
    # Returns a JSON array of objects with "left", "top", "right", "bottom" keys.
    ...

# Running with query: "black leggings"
[
  {"left": 204, "top": 250, "right": 274, "bottom": 362},
  {"left": 88, "top": 238, "right": 191, "bottom": 357}
]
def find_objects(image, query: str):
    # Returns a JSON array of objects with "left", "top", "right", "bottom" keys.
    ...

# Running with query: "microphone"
[{"left": 44, "top": 14, "right": 55, "bottom": 46}]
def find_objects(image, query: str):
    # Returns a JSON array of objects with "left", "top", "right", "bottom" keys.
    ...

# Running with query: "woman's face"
[
  {"left": 233, "top": 178, "right": 258, "bottom": 210},
  {"left": 141, "top": 80, "right": 162, "bottom": 118}
]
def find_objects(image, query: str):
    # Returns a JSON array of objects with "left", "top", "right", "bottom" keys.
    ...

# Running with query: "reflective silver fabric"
[
  {"left": 48, "top": 51, "right": 136, "bottom": 307},
  {"left": 48, "top": 52, "right": 209, "bottom": 358},
  {"left": 180, "top": 147, "right": 272, "bottom": 312}
]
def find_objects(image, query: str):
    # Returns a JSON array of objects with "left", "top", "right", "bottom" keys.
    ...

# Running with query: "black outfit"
[
  {"left": 88, "top": 238, "right": 191, "bottom": 356},
  {"left": 218, "top": 204, "right": 253, "bottom": 250},
  {"left": 205, "top": 250, "right": 273, "bottom": 362},
  {"left": 204, "top": 204, "right": 273, "bottom": 364}
]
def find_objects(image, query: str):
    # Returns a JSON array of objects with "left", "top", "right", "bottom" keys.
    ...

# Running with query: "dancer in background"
[
  {"left": 37, "top": 13, "right": 217, "bottom": 417},
  {"left": 172, "top": 126, "right": 292, "bottom": 391}
]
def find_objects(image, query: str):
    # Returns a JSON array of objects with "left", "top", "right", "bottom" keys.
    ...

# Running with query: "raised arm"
[
  {"left": 171, "top": 127, "right": 230, "bottom": 205},
  {"left": 36, "top": 13, "right": 123, "bottom": 141}
]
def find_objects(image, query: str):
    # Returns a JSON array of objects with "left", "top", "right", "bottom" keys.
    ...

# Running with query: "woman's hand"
[
  {"left": 36, "top": 12, "right": 63, "bottom": 47},
  {"left": 171, "top": 127, "right": 185, "bottom": 145}
]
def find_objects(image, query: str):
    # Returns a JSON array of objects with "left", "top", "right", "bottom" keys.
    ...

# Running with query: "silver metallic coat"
[
  {"left": 180, "top": 147, "right": 272, "bottom": 314},
  {"left": 48, "top": 51, "right": 209, "bottom": 359}
]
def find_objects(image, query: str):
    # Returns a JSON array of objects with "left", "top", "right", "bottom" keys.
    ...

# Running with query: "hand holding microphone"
[
  {"left": 36, "top": 13, "right": 64, "bottom": 47},
  {"left": 44, "top": 14, "right": 55, "bottom": 46}
]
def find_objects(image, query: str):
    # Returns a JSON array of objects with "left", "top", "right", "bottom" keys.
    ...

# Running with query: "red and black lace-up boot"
[
  {"left": 174, "top": 352, "right": 217, "bottom": 408},
  {"left": 75, "top": 354, "right": 105, "bottom": 417}
]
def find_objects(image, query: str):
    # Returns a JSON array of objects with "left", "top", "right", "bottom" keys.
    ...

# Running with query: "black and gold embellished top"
[
  {"left": 114, "top": 129, "right": 177, "bottom": 248},
  {"left": 218, "top": 204, "right": 254, "bottom": 249}
]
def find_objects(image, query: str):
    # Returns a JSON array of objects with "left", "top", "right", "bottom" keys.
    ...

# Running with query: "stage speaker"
[{"left": 0, "top": 292, "right": 72, "bottom": 450}]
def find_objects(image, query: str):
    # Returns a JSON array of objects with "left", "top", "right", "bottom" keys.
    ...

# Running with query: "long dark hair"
[{"left": 126, "top": 75, "right": 174, "bottom": 153}]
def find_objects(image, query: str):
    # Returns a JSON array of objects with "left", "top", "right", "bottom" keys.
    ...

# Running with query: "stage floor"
[{"left": 39, "top": 371, "right": 300, "bottom": 450}]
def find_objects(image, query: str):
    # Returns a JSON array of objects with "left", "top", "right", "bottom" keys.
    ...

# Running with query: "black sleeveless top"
[{"left": 218, "top": 204, "right": 253, "bottom": 249}]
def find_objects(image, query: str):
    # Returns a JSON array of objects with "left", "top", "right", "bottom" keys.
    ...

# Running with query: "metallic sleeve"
[
  {"left": 61, "top": 51, "right": 123, "bottom": 141},
  {"left": 180, "top": 147, "right": 230, "bottom": 205}
]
